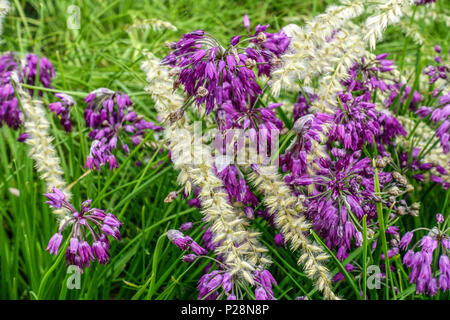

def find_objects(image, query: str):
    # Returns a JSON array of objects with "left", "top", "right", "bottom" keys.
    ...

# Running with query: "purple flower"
[
  {"left": 46, "top": 233, "right": 63, "bottom": 255},
  {"left": 48, "top": 93, "right": 75, "bottom": 132},
  {"left": 44, "top": 187, "right": 122, "bottom": 269},
  {"left": 400, "top": 218, "right": 450, "bottom": 295},
  {"left": 162, "top": 24, "right": 289, "bottom": 114},
  {"left": 84, "top": 88, "right": 162, "bottom": 170},
  {"left": 274, "top": 233, "right": 285, "bottom": 247},
  {"left": 302, "top": 150, "right": 380, "bottom": 255},
  {"left": 0, "top": 52, "right": 55, "bottom": 130},
  {"left": 166, "top": 229, "right": 208, "bottom": 255},
  {"left": 180, "top": 222, "right": 193, "bottom": 231}
]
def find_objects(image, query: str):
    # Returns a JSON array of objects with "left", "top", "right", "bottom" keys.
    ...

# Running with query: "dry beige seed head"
[
  {"left": 397, "top": 206, "right": 407, "bottom": 216},
  {"left": 411, "top": 202, "right": 421, "bottom": 210},
  {"left": 245, "top": 58, "right": 256, "bottom": 68},
  {"left": 197, "top": 86, "right": 208, "bottom": 98},
  {"left": 256, "top": 32, "right": 266, "bottom": 42}
]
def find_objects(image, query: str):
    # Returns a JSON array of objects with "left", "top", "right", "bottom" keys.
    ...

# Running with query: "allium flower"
[
  {"left": 22, "top": 53, "right": 55, "bottom": 93},
  {"left": 162, "top": 20, "right": 289, "bottom": 114},
  {"left": 281, "top": 113, "right": 326, "bottom": 182},
  {"left": 166, "top": 229, "right": 208, "bottom": 255},
  {"left": 417, "top": 93, "right": 450, "bottom": 154},
  {"left": 301, "top": 150, "right": 390, "bottom": 257},
  {"left": 253, "top": 269, "right": 277, "bottom": 300},
  {"left": 48, "top": 93, "right": 75, "bottom": 132},
  {"left": 385, "top": 82, "right": 422, "bottom": 111},
  {"left": 0, "top": 52, "right": 22, "bottom": 129},
  {"left": 328, "top": 92, "right": 380, "bottom": 151},
  {"left": 400, "top": 214, "right": 450, "bottom": 295},
  {"left": 0, "top": 52, "right": 55, "bottom": 130},
  {"left": 84, "top": 88, "right": 162, "bottom": 170},
  {"left": 197, "top": 269, "right": 276, "bottom": 300},
  {"left": 215, "top": 164, "right": 258, "bottom": 208},
  {"left": 44, "top": 187, "right": 122, "bottom": 269}
]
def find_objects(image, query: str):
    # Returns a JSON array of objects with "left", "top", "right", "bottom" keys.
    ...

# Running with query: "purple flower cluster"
[
  {"left": 48, "top": 93, "right": 75, "bottom": 132},
  {"left": 416, "top": 45, "right": 450, "bottom": 153},
  {"left": 216, "top": 164, "right": 258, "bottom": 216},
  {"left": 0, "top": 52, "right": 22, "bottom": 129},
  {"left": 196, "top": 268, "right": 277, "bottom": 300},
  {"left": 84, "top": 88, "right": 162, "bottom": 170},
  {"left": 22, "top": 53, "right": 55, "bottom": 94},
  {"left": 399, "top": 147, "right": 449, "bottom": 189},
  {"left": 254, "top": 270, "right": 277, "bottom": 300},
  {"left": 0, "top": 52, "right": 55, "bottom": 130},
  {"left": 163, "top": 16, "right": 289, "bottom": 114},
  {"left": 400, "top": 214, "right": 449, "bottom": 295},
  {"left": 45, "top": 187, "right": 122, "bottom": 269},
  {"left": 302, "top": 150, "right": 376, "bottom": 258},
  {"left": 198, "top": 270, "right": 235, "bottom": 300}
]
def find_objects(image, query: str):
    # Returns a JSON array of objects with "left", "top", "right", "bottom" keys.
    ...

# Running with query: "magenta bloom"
[
  {"left": 400, "top": 214, "right": 450, "bottom": 295},
  {"left": 0, "top": 52, "right": 55, "bottom": 130},
  {"left": 162, "top": 22, "right": 289, "bottom": 114},
  {"left": 84, "top": 88, "right": 162, "bottom": 170},
  {"left": 166, "top": 229, "right": 207, "bottom": 255},
  {"left": 48, "top": 93, "right": 75, "bottom": 132},
  {"left": 44, "top": 187, "right": 123, "bottom": 269}
]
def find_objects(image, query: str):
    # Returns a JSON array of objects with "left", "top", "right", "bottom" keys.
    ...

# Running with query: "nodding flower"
[
  {"left": 84, "top": 88, "right": 162, "bottom": 171},
  {"left": 162, "top": 21, "right": 289, "bottom": 114},
  {"left": 44, "top": 187, "right": 123, "bottom": 269},
  {"left": 400, "top": 214, "right": 450, "bottom": 295}
]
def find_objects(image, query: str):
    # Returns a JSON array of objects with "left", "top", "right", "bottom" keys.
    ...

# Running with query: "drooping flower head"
[
  {"left": 84, "top": 88, "right": 162, "bottom": 170},
  {"left": 0, "top": 52, "right": 56, "bottom": 130},
  {"left": 44, "top": 187, "right": 123, "bottom": 269},
  {"left": 400, "top": 213, "right": 450, "bottom": 295},
  {"left": 48, "top": 93, "right": 75, "bottom": 132},
  {"left": 162, "top": 19, "right": 289, "bottom": 115}
]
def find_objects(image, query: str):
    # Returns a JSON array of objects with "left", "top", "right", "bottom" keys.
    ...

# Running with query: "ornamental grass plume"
[
  {"left": 142, "top": 52, "right": 273, "bottom": 300},
  {"left": 247, "top": 162, "right": 339, "bottom": 300},
  {"left": 271, "top": 0, "right": 415, "bottom": 113},
  {"left": 12, "top": 73, "right": 71, "bottom": 218}
]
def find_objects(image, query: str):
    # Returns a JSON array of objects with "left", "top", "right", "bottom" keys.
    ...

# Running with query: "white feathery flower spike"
[
  {"left": 12, "top": 73, "right": 72, "bottom": 221},
  {"left": 247, "top": 162, "right": 339, "bottom": 300},
  {"left": 141, "top": 51, "right": 271, "bottom": 284}
]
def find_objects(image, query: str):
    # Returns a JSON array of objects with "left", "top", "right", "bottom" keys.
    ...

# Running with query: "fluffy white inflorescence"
[
  {"left": 247, "top": 164, "right": 339, "bottom": 300},
  {"left": 364, "top": 0, "right": 415, "bottom": 50},
  {"left": 141, "top": 52, "right": 271, "bottom": 284},
  {"left": 0, "top": 0, "right": 9, "bottom": 30},
  {"left": 13, "top": 74, "right": 71, "bottom": 220},
  {"left": 126, "top": 18, "right": 177, "bottom": 32},
  {"left": 270, "top": 0, "right": 365, "bottom": 96},
  {"left": 272, "top": 0, "right": 415, "bottom": 114}
]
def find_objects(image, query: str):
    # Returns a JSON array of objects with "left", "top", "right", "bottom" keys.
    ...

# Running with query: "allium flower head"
[
  {"left": 44, "top": 187, "right": 123, "bottom": 269},
  {"left": 84, "top": 88, "right": 162, "bottom": 170},
  {"left": 48, "top": 93, "right": 75, "bottom": 132},
  {"left": 166, "top": 229, "right": 208, "bottom": 255},
  {"left": 400, "top": 214, "right": 450, "bottom": 295},
  {"left": 162, "top": 22, "right": 289, "bottom": 114}
]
